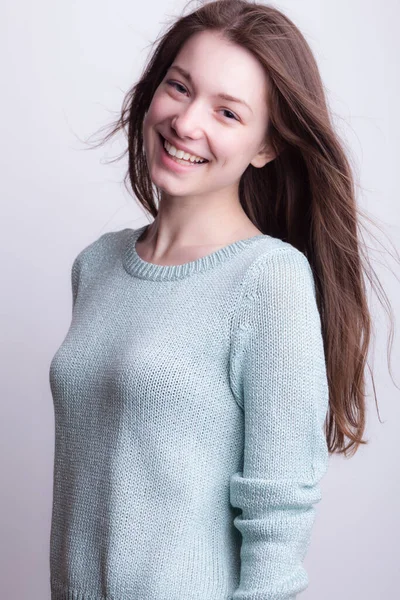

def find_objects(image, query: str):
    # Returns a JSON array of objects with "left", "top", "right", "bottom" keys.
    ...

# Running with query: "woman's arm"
[{"left": 229, "top": 247, "right": 330, "bottom": 600}]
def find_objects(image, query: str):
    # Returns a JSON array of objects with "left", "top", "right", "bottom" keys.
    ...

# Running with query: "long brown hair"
[{"left": 85, "top": 0, "right": 399, "bottom": 457}]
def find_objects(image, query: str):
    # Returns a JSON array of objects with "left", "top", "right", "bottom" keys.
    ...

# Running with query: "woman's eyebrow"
[{"left": 167, "top": 64, "right": 253, "bottom": 114}]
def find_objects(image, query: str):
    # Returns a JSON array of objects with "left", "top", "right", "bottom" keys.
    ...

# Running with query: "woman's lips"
[{"left": 158, "top": 133, "right": 209, "bottom": 163}]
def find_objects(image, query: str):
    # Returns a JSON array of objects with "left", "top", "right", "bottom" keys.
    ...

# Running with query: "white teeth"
[{"left": 163, "top": 137, "right": 207, "bottom": 163}]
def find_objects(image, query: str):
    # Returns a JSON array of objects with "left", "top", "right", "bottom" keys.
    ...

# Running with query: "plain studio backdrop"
[{"left": 1, "top": 1, "right": 399, "bottom": 598}]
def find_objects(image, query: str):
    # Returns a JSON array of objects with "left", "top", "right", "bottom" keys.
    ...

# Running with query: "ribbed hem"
[
  {"left": 51, "top": 579, "right": 234, "bottom": 600},
  {"left": 51, "top": 579, "right": 105, "bottom": 600},
  {"left": 123, "top": 225, "right": 268, "bottom": 281}
]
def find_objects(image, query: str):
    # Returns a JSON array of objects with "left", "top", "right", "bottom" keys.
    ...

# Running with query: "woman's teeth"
[{"left": 162, "top": 136, "right": 207, "bottom": 165}]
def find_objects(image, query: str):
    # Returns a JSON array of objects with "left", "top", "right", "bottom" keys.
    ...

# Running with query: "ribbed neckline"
[{"left": 123, "top": 224, "right": 269, "bottom": 281}]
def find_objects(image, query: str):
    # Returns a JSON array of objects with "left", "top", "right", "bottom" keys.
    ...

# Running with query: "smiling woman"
[
  {"left": 48, "top": 1, "right": 398, "bottom": 600},
  {"left": 140, "top": 28, "right": 273, "bottom": 200}
]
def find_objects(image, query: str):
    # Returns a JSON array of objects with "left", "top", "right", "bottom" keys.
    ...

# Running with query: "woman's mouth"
[{"left": 158, "top": 133, "right": 209, "bottom": 167}]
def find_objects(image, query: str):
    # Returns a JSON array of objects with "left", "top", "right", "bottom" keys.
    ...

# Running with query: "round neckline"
[{"left": 123, "top": 224, "right": 268, "bottom": 281}]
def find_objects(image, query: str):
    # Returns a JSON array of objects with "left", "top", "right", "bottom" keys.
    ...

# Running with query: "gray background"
[{"left": 1, "top": 1, "right": 399, "bottom": 598}]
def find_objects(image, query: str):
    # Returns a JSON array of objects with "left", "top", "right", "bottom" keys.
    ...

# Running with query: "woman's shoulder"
[
  {"left": 71, "top": 227, "right": 133, "bottom": 265},
  {"left": 237, "top": 235, "right": 317, "bottom": 311},
  {"left": 246, "top": 234, "right": 313, "bottom": 276}
]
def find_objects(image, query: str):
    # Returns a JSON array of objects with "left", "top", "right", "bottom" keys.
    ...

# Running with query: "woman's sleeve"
[{"left": 229, "top": 247, "right": 330, "bottom": 600}]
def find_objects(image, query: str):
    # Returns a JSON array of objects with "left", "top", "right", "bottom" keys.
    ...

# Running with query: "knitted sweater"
[{"left": 48, "top": 224, "right": 330, "bottom": 600}]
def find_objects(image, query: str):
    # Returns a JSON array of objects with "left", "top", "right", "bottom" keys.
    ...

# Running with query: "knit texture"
[{"left": 49, "top": 224, "right": 330, "bottom": 600}]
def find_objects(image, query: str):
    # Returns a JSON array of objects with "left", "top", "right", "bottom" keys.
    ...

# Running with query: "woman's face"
[{"left": 143, "top": 29, "right": 274, "bottom": 201}]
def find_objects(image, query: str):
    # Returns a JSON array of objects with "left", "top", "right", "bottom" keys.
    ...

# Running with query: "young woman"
[{"left": 48, "top": 1, "right": 396, "bottom": 599}]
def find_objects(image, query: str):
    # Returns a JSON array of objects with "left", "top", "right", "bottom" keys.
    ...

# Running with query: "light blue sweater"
[{"left": 49, "top": 224, "right": 330, "bottom": 600}]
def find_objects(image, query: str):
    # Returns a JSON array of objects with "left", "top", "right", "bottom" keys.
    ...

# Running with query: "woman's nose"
[{"left": 171, "top": 106, "right": 204, "bottom": 140}]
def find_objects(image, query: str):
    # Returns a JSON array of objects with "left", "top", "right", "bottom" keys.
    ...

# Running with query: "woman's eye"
[
  {"left": 166, "top": 80, "right": 239, "bottom": 121},
  {"left": 221, "top": 109, "right": 238, "bottom": 121},
  {"left": 167, "top": 80, "right": 187, "bottom": 94}
]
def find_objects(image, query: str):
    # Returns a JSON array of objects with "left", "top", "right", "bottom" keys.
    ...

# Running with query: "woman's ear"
[{"left": 250, "top": 141, "right": 277, "bottom": 169}]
